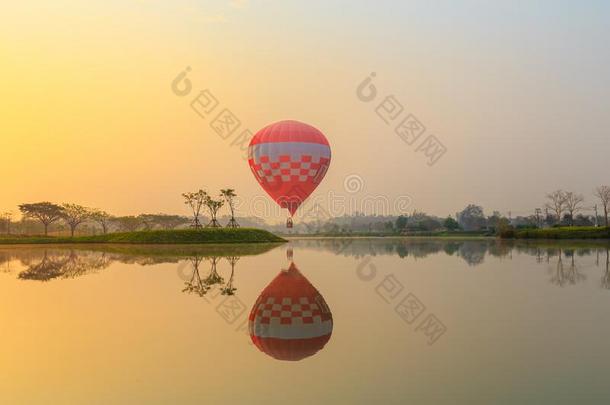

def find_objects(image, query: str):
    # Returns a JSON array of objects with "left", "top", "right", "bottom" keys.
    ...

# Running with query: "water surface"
[{"left": 1, "top": 238, "right": 610, "bottom": 404}]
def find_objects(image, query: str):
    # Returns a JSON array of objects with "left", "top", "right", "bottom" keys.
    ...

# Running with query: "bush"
[{"left": 498, "top": 227, "right": 516, "bottom": 238}]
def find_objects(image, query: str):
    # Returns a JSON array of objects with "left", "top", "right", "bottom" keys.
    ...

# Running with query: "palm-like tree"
[
  {"left": 220, "top": 189, "right": 239, "bottom": 228},
  {"left": 205, "top": 195, "right": 223, "bottom": 228},
  {"left": 2, "top": 212, "right": 12, "bottom": 235},
  {"left": 182, "top": 190, "right": 207, "bottom": 228}
]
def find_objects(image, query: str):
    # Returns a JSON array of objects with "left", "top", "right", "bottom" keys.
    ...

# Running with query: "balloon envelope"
[
  {"left": 248, "top": 120, "right": 331, "bottom": 216},
  {"left": 248, "top": 262, "right": 333, "bottom": 361}
]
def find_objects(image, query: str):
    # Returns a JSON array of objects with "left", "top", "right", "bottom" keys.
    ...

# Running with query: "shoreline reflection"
[{"left": 1, "top": 241, "right": 610, "bottom": 291}]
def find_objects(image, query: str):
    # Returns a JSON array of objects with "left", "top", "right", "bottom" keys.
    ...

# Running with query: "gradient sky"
[{"left": 2, "top": 0, "right": 609, "bottom": 222}]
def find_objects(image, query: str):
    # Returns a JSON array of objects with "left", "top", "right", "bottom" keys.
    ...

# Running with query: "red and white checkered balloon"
[
  {"left": 248, "top": 120, "right": 331, "bottom": 216},
  {"left": 248, "top": 262, "right": 333, "bottom": 361}
]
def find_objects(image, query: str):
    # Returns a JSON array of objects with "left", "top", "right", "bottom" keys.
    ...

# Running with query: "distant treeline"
[
  {"left": 279, "top": 187, "right": 610, "bottom": 235},
  {"left": 2, "top": 186, "right": 609, "bottom": 237},
  {"left": 0, "top": 188, "right": 245, "bottom": 237}
]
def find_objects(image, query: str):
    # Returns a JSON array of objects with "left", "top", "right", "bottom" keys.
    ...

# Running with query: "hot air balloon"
[
  {"left": 248, "top": 120, "right": 331, "bottom": 227},
  {"left": 248, "top": 261, "right": 333, "bottom": 361}
]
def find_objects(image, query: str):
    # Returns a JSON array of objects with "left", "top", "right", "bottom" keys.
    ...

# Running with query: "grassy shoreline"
[
  {"left": 282, "top": 227, "right": 610, "bottom": 240},
  {"left": 2, "top": 226, "right": 608, "bottom": 245},
  {"left": 281, "top": 232, "right": 493, "bottom": 240},
  {"left": 506, "top": 226, "right": 610, "bottom": 240},
  {"left": 0, "top": 228, "right": 286, "bottom": 245},
  {"left": 285, "top": 234, "right": 493, "bottom": 241}
]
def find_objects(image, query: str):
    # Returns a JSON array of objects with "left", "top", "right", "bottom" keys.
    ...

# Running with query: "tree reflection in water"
[
  {"left": 182, "top": 255, "right": 207, "bottom": 296},
  {"left": 290, "top": 238, "right": 610, "bottom": 288},
  {"left": 17, "top": 250, "right": 111, "bottom": 282},
  {"left": 2, "top": 240, "right": 610, "bottom": 290},
  {"left": 204, "top": 257, "right": 223, "bottom": 287},
  {"left": 182, "top": 255, "right": 240, "bottom": 297},
  {"left": 601, "top": 250, "right": 610, "bottom": 290},
  {"left": 291, "top": 238, "right": 507, "bottom": 266},
  {"left": 221, "top": 256, "right": 239, "bottom": 296},
  {"left": 547, "top": 249, "right": 587, "bottom": 287},
  {"left": 0, "top": 244, "right": 279, "bottom": 285}
]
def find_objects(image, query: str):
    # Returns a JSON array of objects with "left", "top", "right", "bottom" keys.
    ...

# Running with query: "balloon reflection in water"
[{"left": 248, "top": 260, "right": 333, "bottom": 361}]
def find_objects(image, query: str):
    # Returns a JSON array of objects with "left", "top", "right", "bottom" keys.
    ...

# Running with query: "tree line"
[
  {"left": 3, "top": 185, "right": 609, "bottom": 237},
  {"left": 13, "top": 202, "right": 192, "bottom": 236},
  {"left": 1, "top": 188, "right": 240, "bottom": 237},
  {"left": 181, "top": 189, "right": 238, "bottom": 229},
  {"left": 394, "top": 186, "right": 610, "bottom": 234},
  {"left": 290, "top": 185, "right": 610, "bottom": 235},
  {"left": 544, "top": 187, "right": 610, "bottom": 227}
]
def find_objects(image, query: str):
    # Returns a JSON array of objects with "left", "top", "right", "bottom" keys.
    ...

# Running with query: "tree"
[
  {"left": 1, "top": 212, "right": 12, "bottom": 235},
  {"left": 114, "top": 216, "right": 141, "bottom": 232},
  {"left": 443, "top": 216, "right": 460, "bottom": 231},
  {"left": 486, "top": 211, "right": 503, "bottom": 231},
  {"left": 137, "top": 214, "right": 156, "bottom": 231},
  {"left": 457, "top": 204, "right": 486, "bottom": 231},
  {"left": 594, "top": 186, "right": 610, "bottom": 227},
  {"left": 419, "top": 217, "right": 442, "bottom": 231},
  {"left": 563, "top": 192, "right": 584, "bottom": 226},
  {"left": 155, "top": 214, "right": 189, "bottom": 229},
  {"left": 545, "top": 190, "right": 566, "bottom": 225},
  {"left": 182, "top": 190, "right": 207, "bottom": 228},
  {"left": 574, "top": 214, "right": 593, "bottom": 227},
  {"left": 395, "top": 215, "right": 408, "bottom": 231},
  {"left": 400, "top": 211, "right": 442, "bottom": 232},
  {"left": 220, "top": 189, "right": 239, "bottom": 228},
  {"left": 61, "top": 203, "right": 92, "bottom": 237},
  {"left": 139, "top": 214, "right": 189, "bottom": 230},
  {"left": 90, "top": 209, "right": 112, "bottom": 234},
  {"left": 495, "top": 217, "right": 512, "bottom": 236},
  {"left": 205, "top": 195, "right": 224, "bottom": 228},
  {"left": 18, "top": 202, "right": 63, "bottom": 236}
]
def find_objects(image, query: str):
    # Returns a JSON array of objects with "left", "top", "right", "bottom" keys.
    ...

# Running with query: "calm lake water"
[{"left": 2, "top": 238, "right": 610, "bottom": 404}]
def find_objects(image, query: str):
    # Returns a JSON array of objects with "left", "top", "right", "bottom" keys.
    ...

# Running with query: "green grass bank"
[{"left": 0, "top": 228, "right": 286, "bottom": 245}]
